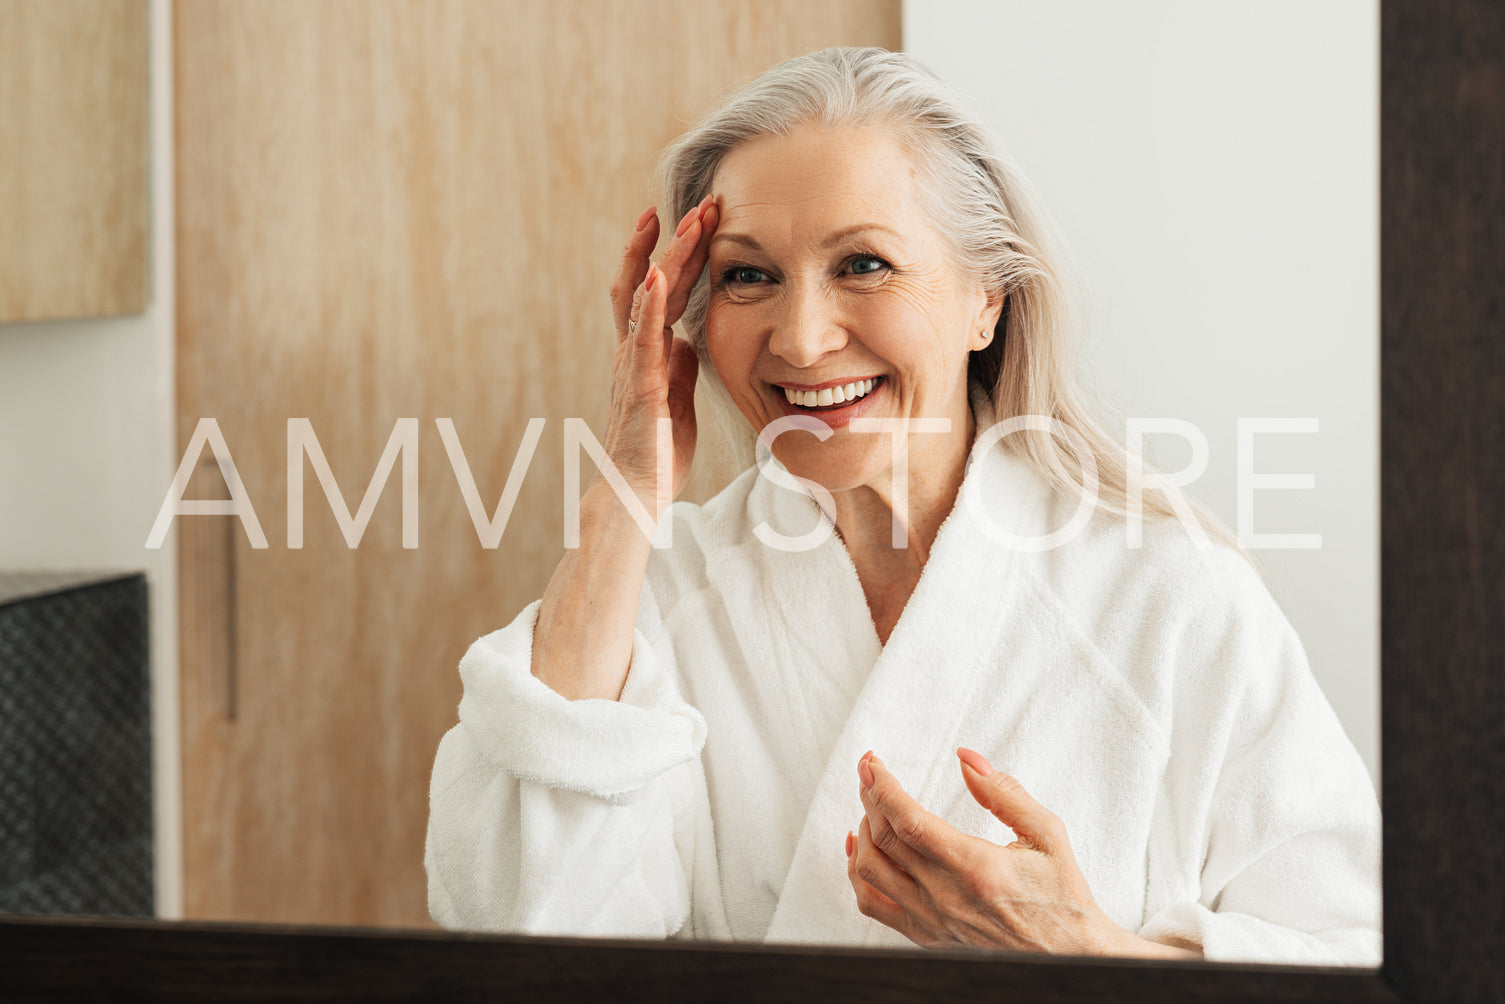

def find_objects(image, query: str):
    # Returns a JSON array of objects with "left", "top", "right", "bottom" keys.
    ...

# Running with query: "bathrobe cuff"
[
  {"left": 1137, "top": 901, "right": 1382, "bottom": 966},
  {"left": 455, "top": 599, "right": 708, "bottom": 803}
]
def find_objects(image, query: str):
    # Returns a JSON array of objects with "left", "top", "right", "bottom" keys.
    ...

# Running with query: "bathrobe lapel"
[
  {"left": 700, "top": 463, "right": 884, "bottom": 804},
  {"left": 763, "top": 438, "right": 1048, "bottom": 946}
]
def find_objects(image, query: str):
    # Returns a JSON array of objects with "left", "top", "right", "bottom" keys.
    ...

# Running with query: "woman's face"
[{"left": 705, "top": 123, "right": 1001, "bottom": 496}]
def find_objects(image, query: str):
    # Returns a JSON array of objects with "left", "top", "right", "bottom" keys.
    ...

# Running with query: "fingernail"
[
  {"left": 697, "top": 193, "right": 714, "bottom": 216},
  {"left": 675, "top": 207, "right": 699, "bottom": 238},
  {"left": 845, "top": 831, "right": 854, "bottom": 857},
  {"left": 957, "top": 747, "right": 993, "bottom": 776},
  {"left": 635, "top": 206, "right": 656, "bottom": 232},
  {"left": 858, "top": 751, "right": 875, "bottom": 789},
  {"left": 645, "top": 264, "right": 659, "bottom": 291}
]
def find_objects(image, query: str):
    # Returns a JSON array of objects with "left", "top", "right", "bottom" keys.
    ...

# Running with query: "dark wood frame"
[{"left": 3, "top": 0, "right": 1501, "bottom": 998}]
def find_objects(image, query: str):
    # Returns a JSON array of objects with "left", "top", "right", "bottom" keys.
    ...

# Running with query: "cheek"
[
  {"left": 846, "top": 294, "right": 956, "bottom": 370},
  {"left": 703, "top": 307, "right": 732, "bottom": 374},
  {"left": 704, "top": 308, "right": 762, "bottom": 400}
]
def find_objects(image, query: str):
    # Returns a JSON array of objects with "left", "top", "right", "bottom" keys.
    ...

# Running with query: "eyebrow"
[{"left": 709, "top": 223, "right": 902, "bottom": 253}]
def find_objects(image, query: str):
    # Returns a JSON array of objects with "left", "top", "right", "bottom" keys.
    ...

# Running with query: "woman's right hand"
[
  {"left": 602, "top": 196, "right": 720, "bottom": 521},
  {"left": 531, "top": 198, "right": 718, "bottom": 702}
]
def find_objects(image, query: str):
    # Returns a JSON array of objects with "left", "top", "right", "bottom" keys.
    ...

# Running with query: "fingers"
[
  {"left": 664, "top": 198, "right": 719, "bottom": 322},
  {"left": 847, "top": 818, "right": 924, "bottom": 939},
  {"left": 629, "top": 263, "right": 669, "bottom": 385},
  {"left": 611, "top": 207, "right": 660, "bottom": 340},
  {"left": 859, "top": 752, "right": 962, "bottom": 869},
  {"left": 957, "top": 751, "right": 1065, "bottom": 855},
  {"left": 612, "top": 197, "right": 716, "bottom": 342},
  {"left": 653, "top": 195, "right": 715, "bottom": 322}
]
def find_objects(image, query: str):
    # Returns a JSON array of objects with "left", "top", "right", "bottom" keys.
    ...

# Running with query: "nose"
[{"left": 767, "top": 283, "right": 847, "bottom": 368}]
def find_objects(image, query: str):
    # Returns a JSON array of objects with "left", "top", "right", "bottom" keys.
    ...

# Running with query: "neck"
[{"left": 829, "top": 396, "right": 977, "bottom": 569}]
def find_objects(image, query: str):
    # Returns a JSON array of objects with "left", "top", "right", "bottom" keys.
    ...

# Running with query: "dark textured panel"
[
  {"left": 1382, "top": 0, "right": 1505, "bottom": 1001},
  {"left": 0, "top": 574, "right": 153, "bottom": 918},
  {"left": 0, "top": 572, "right": 137, "bottom": 609}
]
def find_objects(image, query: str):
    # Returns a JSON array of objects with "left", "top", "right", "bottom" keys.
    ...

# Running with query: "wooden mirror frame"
[{"left": 3, "top": 1, "right": 1500, "bottom": 998}]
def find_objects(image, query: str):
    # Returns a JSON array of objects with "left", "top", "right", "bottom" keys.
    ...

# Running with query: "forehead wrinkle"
[
  {"left": 713, "top": 203, "right": 913, "bottom": 259},
  {"left": 710, "top": 127, "right": 931, "bottom": 259}
]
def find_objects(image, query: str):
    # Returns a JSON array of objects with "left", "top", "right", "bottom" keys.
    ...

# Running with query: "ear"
[{"left": 969, "top": 291, "right": 1006, "bottom": 352}]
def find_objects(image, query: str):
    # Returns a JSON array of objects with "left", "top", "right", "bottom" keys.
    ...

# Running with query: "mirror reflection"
[{"left": 0, "top": 0, "right": 1378, "bottom": 968}]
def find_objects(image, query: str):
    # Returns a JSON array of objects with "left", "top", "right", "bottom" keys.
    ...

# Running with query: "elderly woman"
[{"left": 425, "top": 48, "right": 1380, "bottom": 965}]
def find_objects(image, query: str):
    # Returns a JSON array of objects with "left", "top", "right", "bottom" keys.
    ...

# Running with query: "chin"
[{"left": 768, "top": 443, "right": 883, "bottom": 495}]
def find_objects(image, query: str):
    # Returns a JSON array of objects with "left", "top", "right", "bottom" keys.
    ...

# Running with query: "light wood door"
[{"left": 175, "top": 0, "right": 900, "bottom": 927}]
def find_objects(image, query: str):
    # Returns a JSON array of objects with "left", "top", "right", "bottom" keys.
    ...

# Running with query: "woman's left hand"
[{"left": 845, "top": 749, "right": 1198, "bottom": 958}]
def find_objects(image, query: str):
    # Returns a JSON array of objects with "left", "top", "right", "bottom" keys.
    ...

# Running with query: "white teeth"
[{"left": 782, "top": 378, "right": 879, "bottom": 408}]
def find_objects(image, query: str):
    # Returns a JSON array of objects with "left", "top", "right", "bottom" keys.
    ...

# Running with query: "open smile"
[
  {"left": 770, "top": 376, "right": 887, "bottom": 428},
  {"left": 781, "top": 377, "right": 882, "bottom": 410}
]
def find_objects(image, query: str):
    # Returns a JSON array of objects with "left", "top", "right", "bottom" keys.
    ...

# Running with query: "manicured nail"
[
  {"left": 957, "top": 747, "right": 993, "bottom": 776},
  {"left": 635, "top": 206, "right": 657, "bottom": 232},
  {"left": 845, "top": 831, "right": 854, "bottom": 857},
  {"left": 675, "top": 207, "right": 699, "bottom": 238},
  {"left": 858, "top": 751, "right": 875, "bottom": 789},
  {"left": 645, "top": 264, "right": 659, "bottom": 291},
  {"left": 697, "top": 193, "right": 714, "bottom": 216}
]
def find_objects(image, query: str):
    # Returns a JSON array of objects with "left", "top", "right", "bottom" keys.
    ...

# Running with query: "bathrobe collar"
[{"left": 743, "top": 390, "right": 1056, "bottom": 945}]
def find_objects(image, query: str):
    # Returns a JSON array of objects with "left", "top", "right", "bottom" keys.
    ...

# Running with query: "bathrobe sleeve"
[
  {"left": 424, "top": 595, "right": 714, "bottom": 938},
  {"left": 1136, "top": 550, "right": 1382, "bottom": 965}
]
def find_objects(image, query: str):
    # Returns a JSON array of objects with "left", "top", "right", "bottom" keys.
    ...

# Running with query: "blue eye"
[
  {"left": 723, "top": 265, "right": 769, "bottom": 285},
  {"left": 849, "top": 256, "right": 887, "bottom": 275}
]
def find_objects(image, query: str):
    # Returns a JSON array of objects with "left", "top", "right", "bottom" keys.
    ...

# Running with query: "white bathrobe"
[{"left": 425, "top": 406, "right": 1382, "bottom": 966}]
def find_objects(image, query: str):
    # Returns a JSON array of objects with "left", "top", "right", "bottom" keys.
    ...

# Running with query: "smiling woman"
[
  {"left": 424, "top": 47, "right": 1380, "bottom": 964},
  {"left": 704, "top": 123, "right": 999, "bottom": 631}
]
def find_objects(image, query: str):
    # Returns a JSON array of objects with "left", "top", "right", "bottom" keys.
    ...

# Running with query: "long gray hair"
[{"left": 657, "top": 47, "right": 1232, "bottom": 547}]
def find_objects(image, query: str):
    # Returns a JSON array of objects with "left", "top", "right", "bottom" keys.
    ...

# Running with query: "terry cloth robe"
[{"left": 424, "top": 400, "right": 1382, "bottom": 966}]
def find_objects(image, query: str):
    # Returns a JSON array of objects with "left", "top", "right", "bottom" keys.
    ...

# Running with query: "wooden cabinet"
[
  {"left": 0, "top": 0, "right": 148, "bottom": 322},
  {"left": 174, "top": 0, "right": 899, "bottom": 927}
]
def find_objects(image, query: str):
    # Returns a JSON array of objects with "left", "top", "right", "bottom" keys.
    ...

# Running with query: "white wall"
[
  {"left": 905, "top": 0, "right": 1380, "bottom": 783},
  {"left": 0, "top": 0, "right": 180, "bottom": 916}
]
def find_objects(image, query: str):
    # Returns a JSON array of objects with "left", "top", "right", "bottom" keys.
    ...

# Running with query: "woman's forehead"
[{"left": 711, "top": 124, "right": 925, "bottom": 247}]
